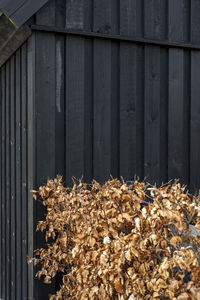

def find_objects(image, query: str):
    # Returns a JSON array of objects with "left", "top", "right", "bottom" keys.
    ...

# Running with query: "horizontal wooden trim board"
[{"left": 31, "top": 24, "right": 200, "bottom": 51}]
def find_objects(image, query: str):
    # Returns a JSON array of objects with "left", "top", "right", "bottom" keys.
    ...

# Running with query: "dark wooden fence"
[
  {"left": 0, "top": 45, "right": 29, "bottom": 299},
  {"left": 1, "top": 0, "right": 200, "bottom": 299}
]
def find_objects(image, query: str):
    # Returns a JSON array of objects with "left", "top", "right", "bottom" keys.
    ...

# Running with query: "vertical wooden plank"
[
  {"left": 84, "top": 38, "right": 93, "bottom": 182},
  {"left": 120, "top": 0, "right": 137, "bottom": 36},
  {"left": 55, "top": 37, "right": 65, "bottom": 177},
  {"left": 93, "top": 39, "right": 111, "bottom": 182},
  {"left": 143, "top": 0, "right": 169, "bottom": 184},
  {"left": 93, "top": 1, "right": 112, "bottom": 182},
  {"left": 66, "top": 0, "right": 85, "bottom": 29},
  {"left": 65, "top": 0, "right": 94, "bottom": 184},
  {"left": 168, "top": 0, "right": 190, "bottom": 185},
  {"left": 119, "top": 45, "right": 145, "bottom": 181},
  {"left": 93, "top": 0, "right": 111, "bottom": 33},
  {"left": 21, "top": 43, "right": 28, "bottom": 300},
  {"left": 144, "top": 0, "right": 160, "bottom": 184},
  {"left": 1, "top": 65, "right": 6, "bottom": 300},
  {"left": 35, "top": 4, "right": 56, "bottom": 299},
  {"left": 0, "top": 69, "right": 3, "bottom": 297},
  {"left": 160, "top": 48, "right": 168, "bottom": 183},
  {"left": 65, "top": 0, "right": 85, "bottom": 185},
  {"left": 144, "top": 0, "right": 167, "bottom": 40},
  {"left": 15, "top": 49, "right": 22, "bottom": 300},
  {"left": 65, "top": 43, "right": 84, "bottom": 184},
  {"left": 168, "top": 51, "right": 184, "bottom": 180},
  {"left": 144, "top": 46, "right": 161, "bottom": 184},
  {"left": 120, "top": 44, "right": 137, "bottom": 180},
  {"left": 120, "top": 0, "right": 145, "bottom": 181},
  {"left": 55, "top": 0, "right": 66, "bottom": 179},
  {"left": 35, "top": 30, "right": 56, "bottom": 298},
  {"left": 190, "top": 52, "right": 200, "bottom": 192},
  {"left": 10, "top": 55, "right": 16, "bottom": 300},
  {"left": 120, "top": 0, "right": 144, "bottom": 37},
  {"left": 136, "top": 46, "right": 145, "bottom": 180},
  {"left": 5, "top": 60, "right": 11, "bottom": 300},
  {"left": 169, "top": 0, "right": 191, "bottom": 42},
  {"left": 27, "top": 35, "right": 35, "bottom": 300},
  {"left": 110, "top": 1, "right": 120, "bottom": 179},
  {"left": 84, "top": 1, "right": 94, "bottom": 182},
  {"left": 111, "top": 41, "right": 120, "bottom": 179},
  {"left": 191, "top": 0, "right": 200, "bottom": 44},
  {"left": 55, "top": 0, "right": 66, "bottom": 28},
  {"left": 35, "top": 0, "right": 55, "bottom": 26},
  {"left": 190, "top": 1, "right": 200, "bottom": 192}
]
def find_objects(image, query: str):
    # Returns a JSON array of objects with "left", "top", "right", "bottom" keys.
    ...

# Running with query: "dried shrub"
[{"left": 29, "top": 176, "right": 200, "bottom": 300}]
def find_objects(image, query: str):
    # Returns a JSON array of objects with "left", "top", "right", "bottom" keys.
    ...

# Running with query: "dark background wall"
[
  {"left": 0, "top": 44, "right": 29, "bottom": 299},
  {"left": 33, "top": 1, "right": 200, "bottom": 297},
  {"left": 33, "top": 0, "right": 200, "bottom": 191},
  {"left": 1, "top": 0, "right": 200, "bottom": 299}
]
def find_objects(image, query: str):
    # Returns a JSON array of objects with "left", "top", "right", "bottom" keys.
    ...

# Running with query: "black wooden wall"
[
  {"left": 0, "top": 44, "right": 29, "bottom": 299},
  {"left": 1, "top": 0, "right": 200, "bottom": 299},
  {"left": 32, "top": 0, "right": 200, "bottom": 190}
]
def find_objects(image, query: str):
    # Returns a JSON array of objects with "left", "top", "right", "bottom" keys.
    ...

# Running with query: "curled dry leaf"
[{"left": 30, "top": 176, "right": 200, "bottom": 299}]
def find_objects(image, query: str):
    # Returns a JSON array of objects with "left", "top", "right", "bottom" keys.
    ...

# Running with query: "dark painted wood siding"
[
  {"left": 1, "top": 0, "right": 200, "bottom": 299},
  {"left": 32, "top": 2, "right": 200, "bottom": 297},
  {"left": 0, "top": 43, "right": 31, "bottom": 299},
  {"left": 32, "top": 0, "right": 196, "bottom": 189}
]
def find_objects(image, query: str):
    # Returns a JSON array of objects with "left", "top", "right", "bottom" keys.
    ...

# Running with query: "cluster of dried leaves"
[{"left": 29, "top": 176, "right": 200, "bottom": 300}]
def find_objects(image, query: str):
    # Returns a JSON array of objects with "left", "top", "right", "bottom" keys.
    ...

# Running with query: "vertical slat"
[
  {"left": 93, "top": 0, "right": 111, "bottom": 33},
  {"left": 144, "top": 0, "right": 167, "bottom": 40},
  {"left": 1, "top": 65, "right": 6, "bottom": 300},
  {"left": 160, "top": 48, "right": 168, "bottom": 183},
  {"left": 110, "top": 1, "right": 120, "bottom": 179},
  {"left": 120, "top": 0, "right": 137, "bottom": 36},
  {"left": 35, "top": 2, "right": 57, "bottom": 298},
  {"left": 120, "top": 0, "right": 144, "bottom": 181},
  {"left": 120, "top": 1, "right": 145, "bottom": 181},
  {"left": 93, "top": 40, "right": 111, "bottom": 182},
  {"left": 111, "top": 41, "right": 120, "bottom": 179},
  {"left": 93, "top": 1, "right": 112, "bottom": 182},
  {"left": 27, "top": 35, "right": 35, "bottom": 300},
  {"left": 84, "top": 38, "right": 93, "bottom": 182},
  {"left": 144, "top": 46, "right": 161, "bottom": 184},
  {"left": 10, "top": 55, "right": 16, "bottom": 300},
  {"left": 35, "top": 4, "right": 56, "bottom": 299},
  {"left": 120, "top": 43, "right": 137, "bottom": 180},
  {"left": 120, "top": 0, "right": 144, "bottom": 37},
  {"left": 190, "top": 1, "right": 200, "bottom": 192},
  {"left": 55, "top": 0, "right": 66, "bottom": 28},
  {"left": 136, "top": 46, "right": 145, "bottom": 180},
  {"left": 168, "top": 50, "right": 184, "bottom": 180},
  {"left": 16, "top": 49, "right": 22, "bottom": 300},
  {"left": 190, "top": 52, "right": 200, "bottom": 192},
  {"left": 144, "top": 0, "right": 169, "bottom": 184},
  {"left": 21, "top": 43, "right": 28, "bottom": 300},
  {"left": 144, "top": 1, "right": 160, "bottom": 184},
  {"left": 55, "top": 0, "right": 66, "bottom": 182},
  {"left": 169, "top": 0, "right": 191, "bottom": 42},
  {"left": 55, "top": 37, "right": 65, "bottom": 177},
  {"left": 168, "top": 0, "right": 190, "bottom": 184},
  {"left": 55, "top": 0, "right": 66, "bottom": 177},
  {"left": 65, "top": 0, "right": 94, "bottom": 185},
  {"left": 66, "top": 0, "right": 85, "bottom": 29},
  {"left": 5, "top": 60, "right": 11, "bottom": 300},
  {"left": 35, "top": 0, "right": 56, "bottom": 26},
  {"left": 65, "top": 42, "right": 84, "bottom": 184},
  {"left": 191, "top": 0, "right": 200, "bottom": 44},
  {"left": 35, "top": 30, "right": 56, "bottom": 299},
  {"left": 0, "top": 69, "right": 2, "bottom": 298}
]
